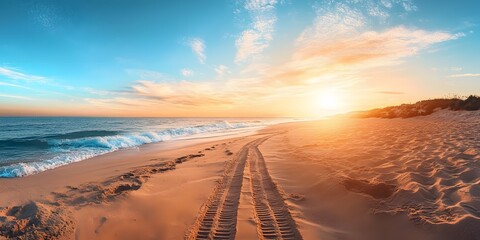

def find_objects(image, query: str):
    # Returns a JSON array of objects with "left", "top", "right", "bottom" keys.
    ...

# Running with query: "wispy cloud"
[
  {"left": 215, "top": 65, "right": 229, "bottom": 77},
  {"left": 0, "top": 67, "right": 46, "bottom": 82},
  {"left": 0, "top": 80, "right": 72, "bottom": 97},
  {"left": 257, "top": 1, "right": 460, "bottom": 88},
  {"left": 0, "top": 93, "right": 32, "bottom": 100},
  {"left": 295, "top": 26, "right": 460, "bottom": 68},
  {"left": 188, "top": 38, "right": 206, "bottom": 64},
  {"left": 450, "top": 73, "right": 480, "bottom": 78},
  {"left": 379, "top": 0, "right": 417, "bottom": 11},
  {"left": 239, "top": 25, "right": 460, "bottom": 90},
  {"left": 399, "top": 0, "right": 418, "bottom": 11},
  {"left": 131, "top": 80, "right": 232, "bottom": 106},
  {"left": 235, "top": 0, "right": 277, "bottom": 62},
  {"left": 85, "top": 97, "right": 146, "bottom": 107},
  {"left": 0, "top": 81, "right": 34, "bottom": 90},
  {"left": 181, "top": 68, "right": 194, "bottom": 77},
  {"left": 83, "top": 87, "right": 115, "bottom": 96}
]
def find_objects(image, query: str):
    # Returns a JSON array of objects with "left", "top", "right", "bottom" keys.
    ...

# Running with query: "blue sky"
[{"left": 0, "top": 0, "right": 479, "bottom": 117}]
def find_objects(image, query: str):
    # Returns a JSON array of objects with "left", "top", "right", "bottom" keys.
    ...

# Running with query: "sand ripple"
[{"left": 292, "top": 111, "right": 480, "bottom": 227}]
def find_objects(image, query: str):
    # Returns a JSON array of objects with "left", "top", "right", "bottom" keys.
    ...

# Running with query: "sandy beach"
[
  {"left": 1, "top": 110, "right": 480, "bottom": 239},
  {"left": 2, "top": 0, "right": 478, "bottom": 239}
]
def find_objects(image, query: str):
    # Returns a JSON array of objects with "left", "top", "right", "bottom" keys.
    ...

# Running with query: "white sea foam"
[
  {"left": 0, "top": 120, "right": 266, "bottom": 177},
  {"left": 0, "top": 150, "right": 107, "bottom": 178}
]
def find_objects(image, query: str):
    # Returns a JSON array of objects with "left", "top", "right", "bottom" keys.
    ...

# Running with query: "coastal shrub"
[{"left": 356, "top": 95, "right": 480, "bottom": 118}]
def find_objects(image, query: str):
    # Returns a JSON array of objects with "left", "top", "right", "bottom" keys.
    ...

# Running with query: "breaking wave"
[{"left": 0, "top": 121, "right": 261, "bottom": 178}]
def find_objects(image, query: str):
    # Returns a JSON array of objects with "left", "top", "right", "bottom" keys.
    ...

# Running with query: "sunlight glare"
[{"left": 315, "top": 91, "right": 340, "bottom": 110}]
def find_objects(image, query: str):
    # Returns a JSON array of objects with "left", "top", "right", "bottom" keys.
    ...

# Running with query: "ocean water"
[{"left": 0, "top": 117, "right": 286, "bottom": 178}]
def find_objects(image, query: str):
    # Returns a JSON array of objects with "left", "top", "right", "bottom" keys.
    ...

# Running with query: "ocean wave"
[
  {"left": 0, "top": 130, "right": 121, "bottom": 150},
  {"left": 0, "top": 138, "right": 50, "bottom": 149},
  {"left": 0, "top": 150, "right": 106, "bottom": 178},
  {"left": 0, "top": 120, "right": 262, "bottom": 178},
  {"left": 44, "top": 130, "right": 121, "bottom": 139},
  {"left": 48, "top": 121, "right": 251, "bottom": 150}
]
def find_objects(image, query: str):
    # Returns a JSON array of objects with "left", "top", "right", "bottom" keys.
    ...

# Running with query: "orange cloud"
[
  {"left": 295, "top": 26, "right": 460, "bottom": 68},
  {"left": 131, "top": 80, "right": 233, "bottom": 106}
]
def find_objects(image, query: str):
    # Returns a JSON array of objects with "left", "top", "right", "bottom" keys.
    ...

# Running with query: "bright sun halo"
[{"left": 315, "top": 91, "right": 340, "bottom": 110}]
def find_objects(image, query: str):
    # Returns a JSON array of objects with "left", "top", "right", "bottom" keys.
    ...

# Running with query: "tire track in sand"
[
  {"left": 248, "top": 144, "right": 303, "bottom": 240},
  {"left": 186, "top": 137, "right": 261, "bottom": 239},
  {"left": 186, "top": 135, "right": 302, "bottom": 240}
]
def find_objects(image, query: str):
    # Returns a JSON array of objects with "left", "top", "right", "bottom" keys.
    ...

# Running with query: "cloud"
[
  {"left": 378, "top": 0, "right": 417, "bottom": 11},
  {"left": 380, "top": 0, "right": 393, "bottom": 8},
  {"left": 0, "top": 93, "right": 32, "bottom": 100},
  {"left": 0, "top": 67, "right": 46, "bottom": 82},
  {"left": 450, "top": 73, "right": 480, "bottom": 78},
  {"left": 0, "top": 80, "right": 71, "bottom": 97},
  {"left": 244, "top": 0, "right": 277, "bottom": 11},
  {"left": 263, "top": 1, "right": 460, "bottom": 87},
  {"left": 83, "top": 87, "right": 114, "bottom": 96},
  {"left": 131, "top": 80, "right": 233, "bottom": 106},
  {"left": 181, "top": 68, "right": 194, "bottom": 77},
  {"left": 400, "top": 0, "right": 418, "bottom": 11},
  {"left": 0, "top": 81, "right": 33, "bottom": 90},
  {"left": 235, "top": 0, "right": 277, "bottom": 62},
  {"left": 85, "top": 97, "right": 145, "bottom": 107},
  {"left": 188, "top": 38, "right": 206, "bottom": 64},
  {"left": 215, "top": 65, "right": 229, "bottom": 77},
  {"left": 245, "top": 25, "right": 460, "bottom": 89},
  {"left": 228, "top": 1, "right": 462, "bottom": 93},
  {"left": 293, "top": 1, "right": 458, "bottom": 72},
  {"left": 295, "top": 26, "right": 460, "bottom": 68}
]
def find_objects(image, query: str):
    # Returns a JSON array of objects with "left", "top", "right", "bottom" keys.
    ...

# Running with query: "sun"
[{"left": 315, "top": 91, "right": 340, "bottom": 110}]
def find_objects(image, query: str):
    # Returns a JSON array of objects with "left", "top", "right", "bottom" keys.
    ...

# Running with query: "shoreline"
[
  {"left": 1, "top": 112, "right": 480, "bottom": 239},
  {"left": 0, "top": 117, "right": 288, "bottom": 178},
  {"left": 0, "top": 126, "right": 263, "bottom": 204},
  {"left": 0, "top": 128, "right": 265, "bottom": 239},
  {"left": 0, "top": 124, "right": 269, "bottom": 178}
]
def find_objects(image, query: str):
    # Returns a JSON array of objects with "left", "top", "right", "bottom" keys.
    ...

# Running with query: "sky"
[{"left": 0, "top": 0, "right": 479, "bottom": 117}]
